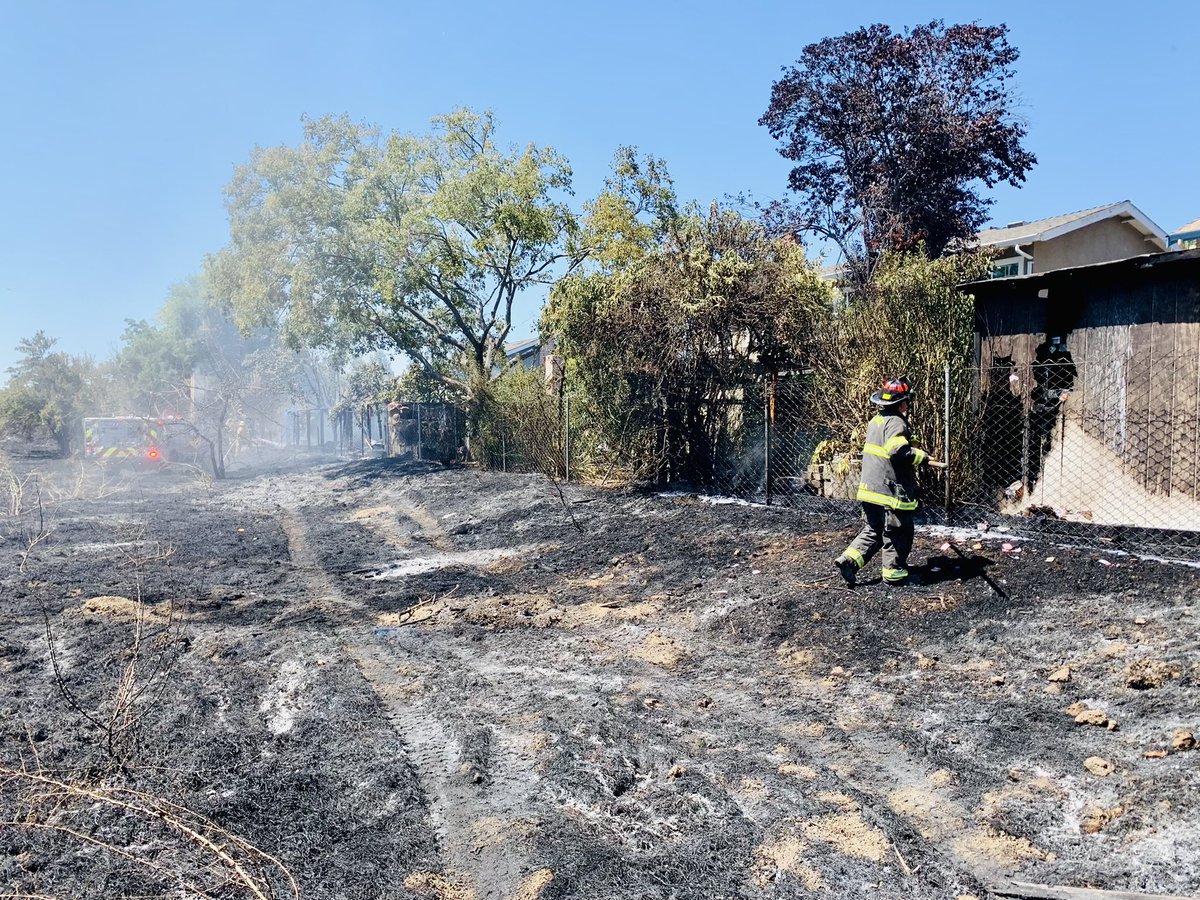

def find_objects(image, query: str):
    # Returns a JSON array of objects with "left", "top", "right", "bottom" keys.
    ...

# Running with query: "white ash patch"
[
  {"left": 260, "top": 658, "right": 309, "bottom": 737},
  {"left": 368, "top": 545, "right": 541, "bottom": 579}
]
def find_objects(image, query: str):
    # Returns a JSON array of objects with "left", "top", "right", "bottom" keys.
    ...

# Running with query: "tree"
[
  {"left": 1, "top": 332, "right": 97, "bottom": 455},
  {"left": 207, "top": 109, "right": 582, "bottom": 404},
  {"left": 114, "top": 318, "right": 198, "bottom": 417},
  {"left": 760, "top": 20, "right": 1036, "bottom": 266},
  {"left": 113, "top": 277, "right": 291, "bottom": 478},
  {"left": 545, "top": 149, "right": 833, "bottom": 483}
]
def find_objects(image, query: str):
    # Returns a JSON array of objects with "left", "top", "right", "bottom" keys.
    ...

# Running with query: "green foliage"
[
  {"left": 0, "top": 331, "right": 99, "bottom": 455},
  {"left": 806, "top": 250, "right": 991, "bottom": 479},
  {"left": 330, "top": 358, "right": 394, "bottom": 416},
  {"left": 114, "top": 317, "right": 198, "bottom": 415},
  {"left": 0, "top": 385, "right": 47, "bottom": 439},
  {"left": 543, "top": 150, "right": 835, "bottom": 483},
  {"left": 112, "top": 275, "right": 297, "bottom": 476},
  {"left": 393, "top": 364, "right": 461, "bottom": 404},
  {"left": 473, "top": 363, "right": 563, "bottom": 476},
  {"left": 207, "top": 109, "right": 582, "bottom": 400}
]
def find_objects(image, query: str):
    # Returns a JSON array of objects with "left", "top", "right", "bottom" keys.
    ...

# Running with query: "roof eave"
[
  {"left": 1035, "top": 200, "right": 1168, "bottom": 249},
  {"left": 976, "top": 201, "right": 1169, "bottom": 252}
]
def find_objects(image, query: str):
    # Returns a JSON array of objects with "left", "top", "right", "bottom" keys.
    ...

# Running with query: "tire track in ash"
[
  {"left": 271, "top": 473, "right": 1010, "bottom": 894},
  {"left": 586, "top": 608, "right": 1043, "bottom": 894},
  {"left": 278, "top": 505, "right": 538, "bottom": 900}
]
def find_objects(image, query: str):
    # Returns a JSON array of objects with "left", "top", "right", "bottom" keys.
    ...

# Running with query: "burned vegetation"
[{"left": 1, "top": 456, "right": 1197, "bottom": 899}]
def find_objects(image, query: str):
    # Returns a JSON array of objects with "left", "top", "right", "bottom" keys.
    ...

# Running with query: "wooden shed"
[{"left": 960, "top": 249, "right": 1200, "bottom": 531}]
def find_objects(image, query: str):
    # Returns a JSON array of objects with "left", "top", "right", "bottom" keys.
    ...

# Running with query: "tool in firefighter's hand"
[{"left": 926, "top": 459, "right": 948, "bottom": 469}]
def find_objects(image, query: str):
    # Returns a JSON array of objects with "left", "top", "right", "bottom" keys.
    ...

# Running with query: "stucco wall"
[{"left": 1033, "top": 219, "right": 1155, "bottom": 272}]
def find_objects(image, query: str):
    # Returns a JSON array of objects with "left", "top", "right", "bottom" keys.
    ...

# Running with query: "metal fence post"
[
  {"left": 763, "top": 383, "right": 772, "bottom": 505},
  {"left": 944, "top": 360, "right": 952, "bottom": 523},
  {"left": 416, "top": 403, "right": 423, "bottom": 461},
  {"left": 564, "top": 395, "right": 571, "bottom": 482}
]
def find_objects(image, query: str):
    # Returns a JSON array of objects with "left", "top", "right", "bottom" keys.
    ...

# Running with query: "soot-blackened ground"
[{"left": 1, "top": 458, "right": 1196, "bottom": 899}]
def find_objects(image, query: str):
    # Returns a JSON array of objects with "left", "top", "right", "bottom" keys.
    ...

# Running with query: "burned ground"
[{"left": 1, "top": 458, "right": 1197, "bottom": 899}]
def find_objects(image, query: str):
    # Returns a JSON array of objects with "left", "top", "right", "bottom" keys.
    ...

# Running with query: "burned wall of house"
[{"left": 971, "top": 253, "right": 1200, "bottom": 526}]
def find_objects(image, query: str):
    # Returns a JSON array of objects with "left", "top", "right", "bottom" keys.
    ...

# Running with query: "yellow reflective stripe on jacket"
[
  {"left": 883, "top": 435, "right": 909, "bottom": 453},
  {"left": 863, "top": 443, "right": 890, "bottom": 459},
  {"left": 856, "top": 484, "right": 918, "bottom": 511}
]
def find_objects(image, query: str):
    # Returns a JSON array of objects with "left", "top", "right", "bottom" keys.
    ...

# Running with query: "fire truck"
[{"left": 82, "top": 416, "right": 198, "bottom": 465}]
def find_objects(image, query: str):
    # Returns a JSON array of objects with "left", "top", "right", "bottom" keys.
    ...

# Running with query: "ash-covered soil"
[{"left": 1, "top": 458, "right": 1197, "bottom": 900}]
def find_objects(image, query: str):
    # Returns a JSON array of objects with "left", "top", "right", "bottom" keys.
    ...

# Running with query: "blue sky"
[{"left": 1, "top": 0, "right": 1197, "bottom": 376}]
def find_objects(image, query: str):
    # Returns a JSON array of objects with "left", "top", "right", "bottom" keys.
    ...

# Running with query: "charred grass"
[{"left": 1, "top": 459, "right": 1197, "bottom": 899}]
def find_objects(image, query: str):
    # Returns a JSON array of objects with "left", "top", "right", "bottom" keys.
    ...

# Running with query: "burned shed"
[{"left": 961, "top": 249, "right": 1200, "bottom": 533}]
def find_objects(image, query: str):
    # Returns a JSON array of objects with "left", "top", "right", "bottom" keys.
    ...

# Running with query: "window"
[{"left": 990, "top": 257, "right": 1023, "bottom": 279}]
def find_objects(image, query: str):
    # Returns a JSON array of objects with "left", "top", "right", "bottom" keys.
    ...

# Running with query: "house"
[
  {"left": 976, "top": 201, "right": 1168, "bottom": 278},
  {"left": 1169, "top": 217, "right": 1200, "bottom": 250},
  {"left": 959, "top": 248, "right": 1200, "bottom": 535},
  {"left": 504, "top": 338, "right": 543, "bottom": 371}
]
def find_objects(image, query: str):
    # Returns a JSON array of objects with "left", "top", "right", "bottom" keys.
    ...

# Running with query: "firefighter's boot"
[{"left": 833, "top": 555, "right": 860, "bottom": 588}]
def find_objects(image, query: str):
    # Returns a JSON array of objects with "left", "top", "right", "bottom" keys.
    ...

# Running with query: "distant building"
[
  {"left": 1168, "top": 217, "right": 1200, "bottom": 250},
  {"left": 504, "top": 338, "right": 543, "bottom": 371},
  {"left": 976, "top": 201, "right": 1168, "bottom": 279}
]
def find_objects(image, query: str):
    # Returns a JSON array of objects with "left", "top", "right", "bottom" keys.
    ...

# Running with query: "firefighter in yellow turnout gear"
[{"left": 835, "top": 378, "right": 944, "bottom": 587}]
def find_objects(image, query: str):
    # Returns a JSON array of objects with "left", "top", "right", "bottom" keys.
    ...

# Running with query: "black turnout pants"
[{"left": 844, "top": 503, "right": 914, "bottom": 582}]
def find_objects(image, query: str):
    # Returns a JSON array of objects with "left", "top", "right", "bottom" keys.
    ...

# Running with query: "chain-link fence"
[
  {"left": 435, "top": 354, "right": 1199, "bottom": 560},
  {"left": 961, "top": 352, "right": 1200, "bottom": 559},
  {"left": 475, "top": 393, "right": 566, "bottom": 476}
]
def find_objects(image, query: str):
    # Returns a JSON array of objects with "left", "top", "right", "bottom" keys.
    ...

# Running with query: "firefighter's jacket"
[{"left": 856, "top": 411, "right": 928, "bottom": 511}]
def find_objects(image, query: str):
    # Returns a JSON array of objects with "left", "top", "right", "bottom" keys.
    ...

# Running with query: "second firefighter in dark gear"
[{"left": 834, "top": 378, "right": 945, "bottom": 587}]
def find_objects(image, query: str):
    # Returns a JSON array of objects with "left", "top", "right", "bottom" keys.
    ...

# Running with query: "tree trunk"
[{"left": 214, "top": 400, "right": 228, "bottom": 479}]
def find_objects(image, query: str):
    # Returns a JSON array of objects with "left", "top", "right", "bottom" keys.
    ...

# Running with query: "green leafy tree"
[
  {"left": 329, "top": 357, "right": 395, "bottom": 440},
  {"left": 207, "top": 109, "right": 582, "bottom": 404},
  {"left": 113, "top": 276, "right": 289, "bottom": 477},
  {"left": 805, "top": 250, "right": 991, "bottom": 483},
  {"left": 393, "top": 364, "right": 460, "bottom": 404},
  {"left": 1, "top": 332, "right": 99, "bottom": 455},
  {"left": 114, "top": 318, "right": 199, "bottom": 416}
]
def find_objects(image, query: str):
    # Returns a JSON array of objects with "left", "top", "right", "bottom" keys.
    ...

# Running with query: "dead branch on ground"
[
  {"left": 17, "top": 478, "right": 48, "bottom": 574},
  {"left": 0, "top": 764, "right": 299, "bottom": 900}
]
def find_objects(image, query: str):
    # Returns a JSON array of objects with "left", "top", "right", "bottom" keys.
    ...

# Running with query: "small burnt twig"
[
  {"left": 546, "top": 474, "right": 585, "bottom": 534},
  {"left": 1, "top": 767, "right": 300, "bottom": 899},
  {"left": 389, "top": 585, "right": 460, "bottom": 627},
  {"left": 892, "top": 841, "right": 918, "bottom": 877},
  {"left": 17, "top": 479, "right": 49, "bottom": 574}
]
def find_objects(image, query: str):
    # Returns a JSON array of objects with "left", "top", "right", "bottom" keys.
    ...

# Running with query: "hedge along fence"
[
  {"left": 443, "top": 249, "right": 1200, "bottom": 556},
  {"left": 803, "top": 252, "right": 989, "bottom": 491},
  {"left": 460, "top": 251, "right": 990, "bottom": 497},
  {"left": 541, "top": 207, "right": 836, "bottom": 488}
]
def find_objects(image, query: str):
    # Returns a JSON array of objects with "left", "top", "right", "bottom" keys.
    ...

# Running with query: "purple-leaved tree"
[{"left": 760, "top": 20, "right": 1036, "bottom": 269}]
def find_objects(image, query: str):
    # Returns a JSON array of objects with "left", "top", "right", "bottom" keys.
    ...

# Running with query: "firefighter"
[{"left": 834, "top": 377, "right": 945, "bottom": 587}]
